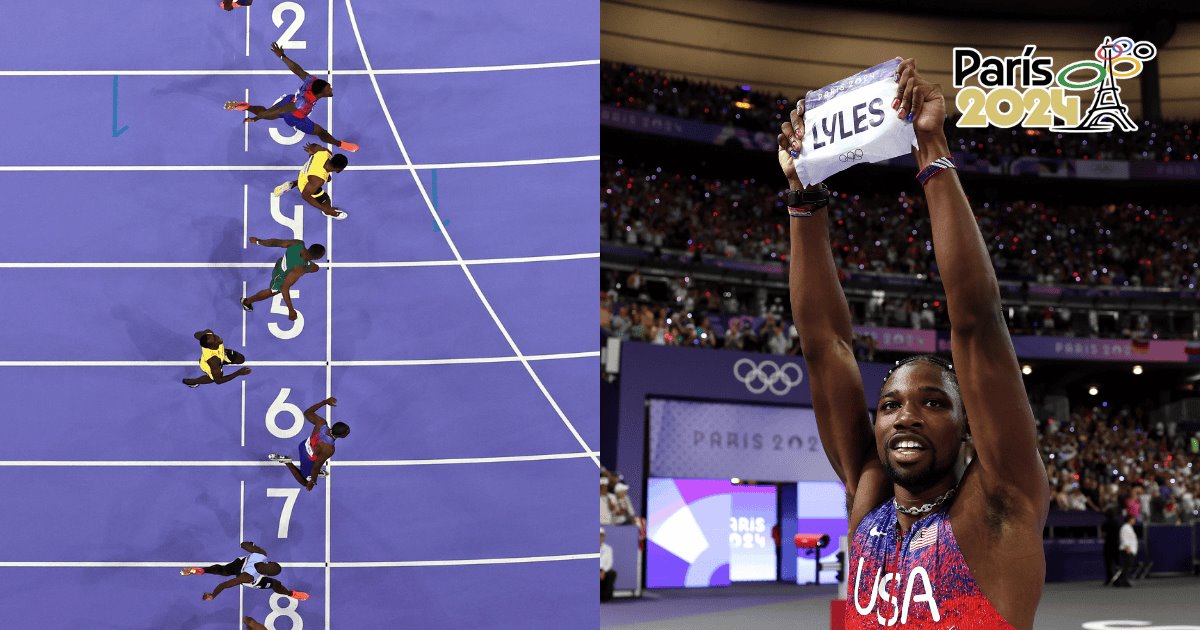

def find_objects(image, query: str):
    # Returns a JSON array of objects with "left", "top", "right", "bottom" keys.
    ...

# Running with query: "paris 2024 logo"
[{"left": 953, "top": 37, "right": 1156, "bottom": 133}]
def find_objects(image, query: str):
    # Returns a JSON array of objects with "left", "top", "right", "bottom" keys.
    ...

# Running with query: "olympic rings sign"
[
  {"left": 733, "top": 358, "right": 804, "bottom": 395},
  {"left": 839, "top": 148, "right": 865, "bottom": 162}
]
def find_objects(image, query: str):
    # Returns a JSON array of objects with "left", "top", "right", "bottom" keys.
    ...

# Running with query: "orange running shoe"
[
  {"left": 224, "top": 101, "right": 250, "bottom": 111},
  {"left": 338, "top": 141, "right": 359, "bottom": 152},
  {"left": 181, "top": 567, "right": 205, "bottom": 576},
  {"left": 290, "top": 590, "right": 311, "bottom": 601}
]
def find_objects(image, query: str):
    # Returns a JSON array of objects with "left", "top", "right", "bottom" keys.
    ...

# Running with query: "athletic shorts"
[
  {"left": 280, "top": 111, "right": 316, "bottom": 135},
  {"left": 297, "top": 441, "right": 315, "bottom": 479},
  {"left": 270, "top": 94, "right": 317, "bottom": 135},
  {"left": 270, "top": 261, "right": 288, "bottom": 293}
]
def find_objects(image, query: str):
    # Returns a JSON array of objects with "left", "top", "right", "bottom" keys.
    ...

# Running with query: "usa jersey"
[
  {"left": 846, "top": 498, "right": 1012, "bottom": 629},
  {"left": 303, "top": 424, "right": 336, "bottom": 461},
  {"left": 287, "top": 76, "right": 319, "bottom": 119}
]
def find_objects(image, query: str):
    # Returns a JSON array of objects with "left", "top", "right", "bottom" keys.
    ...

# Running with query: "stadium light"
[
  {"left": 1088, "top": 386, "right": 1099, "bottom": 396},
  {"left": 1132, "top": 365, "right": 1143, "bottom": 375},
  {"left": 1021, "top": 365, "right": 1033, "bottom": 375}
]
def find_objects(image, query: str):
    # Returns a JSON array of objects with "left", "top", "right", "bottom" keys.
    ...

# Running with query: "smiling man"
[{"left": 776, "top": 58, "right": 1049, "bottom": 629}]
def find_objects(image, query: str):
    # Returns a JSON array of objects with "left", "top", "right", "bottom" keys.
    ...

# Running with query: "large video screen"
[{"left": 646, "top": 478, "right": 777, "bottom": 588}]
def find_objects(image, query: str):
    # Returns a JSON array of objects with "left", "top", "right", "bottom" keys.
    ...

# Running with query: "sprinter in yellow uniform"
[
  {"left": 183, "top": 329, "right": 250, "bottom": 388},
  {"left": 272, "top": 143, "right": 349, "bottom": 220}
]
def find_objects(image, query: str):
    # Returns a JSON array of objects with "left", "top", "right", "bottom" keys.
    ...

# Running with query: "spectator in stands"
[
  {"left": 600, "top": 477, "right": 616, "bottom": 525},
  {"left": 600, "top": 527, "right": 616, "bottom": 602},
  {"left": 611, "top": 483, "right": 637, "bottom": 525},
  {"left": 1115, "top": 514, "right": 1138, "bottom": 587}
]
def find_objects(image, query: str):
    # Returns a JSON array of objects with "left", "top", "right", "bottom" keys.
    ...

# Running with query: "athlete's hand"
[
  {"left": 237, "top": 367, "right": 252, "bottom": 376},
  {"left": 271, "top": 42, "right": 286, "bottom": 59},
  {"left": 244, "top": 117, "right": 260, "bottom": 124},
  {"left": 894, "top": 58, "right": 946, "bottom": 138},
  {"left": 305, "top": 479, "right": 316, "bottom": 491},
  {"left": 304, "top": 143, "right": 324, "bottom": 155},
  {"left": 203, "top": 592, "right": 216, "bottom": 601},
  {"left": 326, "top": 397, "right": 338, "bottom": 406},
  {"left": 288, "top": 310, "right": 298, "bottom": 322},
  {"left": 777, "top": 103, "right": 805, "bottom": 190},
  {"left": 248, "top": 237, "right": 260, "bottom": 246}
]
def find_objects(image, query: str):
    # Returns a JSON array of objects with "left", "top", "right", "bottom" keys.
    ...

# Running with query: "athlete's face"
[
  {"left": 874, "top": 361, "right": 966, "bottom": 492},
  {"left": 320, "top": 85, "right": 333, "bottom": 98}
]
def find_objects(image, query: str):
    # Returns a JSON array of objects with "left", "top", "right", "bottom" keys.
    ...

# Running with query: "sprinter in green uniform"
[{"left": 241, "top": 237, "right": 325, "bottom": 321}]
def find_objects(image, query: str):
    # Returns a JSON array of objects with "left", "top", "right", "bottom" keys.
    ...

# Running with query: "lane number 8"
[{"left": 266, "top": 592, "right": 303, "bottom": 629}]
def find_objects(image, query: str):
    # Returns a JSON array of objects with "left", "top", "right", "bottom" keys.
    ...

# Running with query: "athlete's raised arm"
[
  {"left": 271, "top": 43, "right": 310, "bottom": 80},
  {"left": 897, "top": 60, "right": 1049, "bottom": 512},
  {"left": 779, "top": 106, "right": 889, "bottom": 530}
]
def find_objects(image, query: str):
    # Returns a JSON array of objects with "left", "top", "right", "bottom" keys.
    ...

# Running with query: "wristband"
[
  {"left": 786, "top": 183, "right": 830, "bottom": 218},
  {"left": 916, "top": 156, "right": 956, "bottom": 186}
]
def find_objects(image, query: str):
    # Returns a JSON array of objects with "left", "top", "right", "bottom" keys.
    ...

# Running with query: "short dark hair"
[
  {"left": 880, "top": 354, "right": 961, "bottom": 407},
  {"left": 311, "top": 79, "right": 330, "bottom": 95},
  {"left": 331, "top": 422, "right": 350, "bottom": 438},
  {"left": 261, "top": 562, "right": 281, "bottom": 576},
  {"left": 329, "top": 154, "right": 348, "bottom": 170},
  {"left": 308, "top": 244, "right": 326, "bottom": 260}
]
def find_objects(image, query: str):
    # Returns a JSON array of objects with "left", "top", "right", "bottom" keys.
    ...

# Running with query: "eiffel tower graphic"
[{"left": 1075, "top": 37, "right": 1138, "bottom": 132}]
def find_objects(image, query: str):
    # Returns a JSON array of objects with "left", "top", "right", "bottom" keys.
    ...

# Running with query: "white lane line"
[
  {"left": 0, "top": 253, "right": 597, "bottom": 269},
  {"left": 241, "top": 280, "right": 247, "bottom": 347},
  {"left": 0, "top": 155, "right": 598, "bottom": 172},
  {"left": 326, "top": 4, "right": 334, "bottom": 626},
  {"left": 0, "top": 452, "right": 599, "bottom": 467},
  {"left": 0, "top": 61, "right": 598, "bottom": 77},
  {"left": 240, "top": 379, "right": 246, "bottom": 447},
  {"left": 0, "top": 352, "right": 596, "bottom": 367},
  {"left": 242, "top": 184, "right": 249, "bottom": 244},
  {"left": 244, "top": 4, "right": 251, "bottom": 57},
  {"left": 335, "top": 452, "right": 601, "bottom": 466},
  {"left": 345, "top": 0, "right": 598, "bottom": 468},
  {"left": 243, "top": 88, "right": 249, "bottom": 151},
  {"left": 0, "top": 554, "right": 598, "bottom": 569}
]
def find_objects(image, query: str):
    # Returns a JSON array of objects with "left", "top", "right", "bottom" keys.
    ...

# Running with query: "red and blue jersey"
[
  {"left": 302, "top": 425, "right": 337, "bottom": 461},
  {"left": 285, "top": 76, "right": 319, "bottom": 120},
  {"left": 846, "top": 498, "right": 1012, "bottom": 629}
]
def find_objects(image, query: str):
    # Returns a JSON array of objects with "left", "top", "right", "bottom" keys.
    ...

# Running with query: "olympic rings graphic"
[
  {"left": 839, "top": 148, "right": 865, "bottom": 163},
  {"left": 1058, "top": 38, "right": 1157, "bottom": 89},
  {"left": 733, "top": 358, "right": 804, "bottom": 395}
]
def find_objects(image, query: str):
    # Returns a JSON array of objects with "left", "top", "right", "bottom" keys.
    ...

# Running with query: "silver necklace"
[{"left": 894, "top": 487, "right": 957, "bottom": 516}]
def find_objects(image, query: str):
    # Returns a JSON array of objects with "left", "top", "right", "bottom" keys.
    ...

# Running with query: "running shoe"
[
  {"left": 267, "top": 453, "right": 292, "bottom": 462},
  {"left": 332, "top": 210, "right": 349, "bottom": 221},
  {"left": 290, "top": 591, "right": 311, "bottom": 601},
  {"left": 318, "top": 464, "right": 329, "bottom": 477},
  {"left": 224, "top": 101, "right": 250, "bottom": 111},
  {"left": 338, "top": 141, "right": 359, "bottom": 152},
  {"left": 181, "top": 567, "right": 205, "bottom": 576},
  {"left": 183, "top": 380, "right": 199, "bottom": 389},
  {"left": 241, "top": 298, "right": 253, "bottom": 312},
  {"left": 272, "top": 181, "right": 296, "bottom": 197}
]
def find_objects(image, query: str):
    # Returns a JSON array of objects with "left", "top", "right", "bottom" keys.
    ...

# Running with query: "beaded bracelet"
[{"left": 916, "top": 156, "right": 956, "bottom": 186}]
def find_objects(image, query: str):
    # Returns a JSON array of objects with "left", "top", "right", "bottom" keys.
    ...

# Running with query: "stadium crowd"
[
  {"left": 602, "top": 61, "right": 1200, "bottom": 163},
  {"left": 602, "top": 159, "right": 1200, "bottom": 290},
  {"left": 1040, "top": 404, "right": 1199, "bottom": 523}
]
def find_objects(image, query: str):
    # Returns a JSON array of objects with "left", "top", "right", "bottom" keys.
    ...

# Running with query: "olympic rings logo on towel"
[
  {"left": 839, "top": 149, "right": 865, "bottom": 162},
  {"left": 733, "top": 359, "right": 804, "bottom": 395}
]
